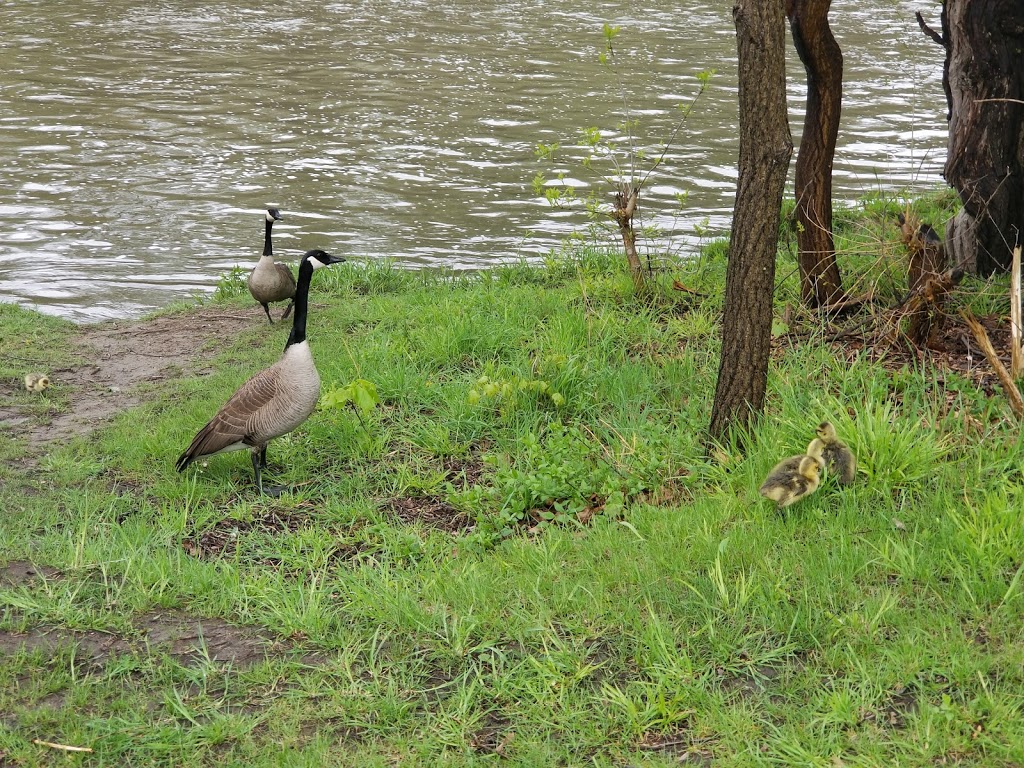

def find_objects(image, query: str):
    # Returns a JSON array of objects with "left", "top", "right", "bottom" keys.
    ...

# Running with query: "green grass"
[{"left": 3, "top": 216, "right": 1024, "bottom": 766}]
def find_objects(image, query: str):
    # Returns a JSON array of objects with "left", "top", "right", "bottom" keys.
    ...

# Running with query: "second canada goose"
[
  {"left": 759, "top": 439, "right": 825, "bottom": 509},
  {"left": 247, "top": 207, "right": 296, "bottom": 324},
  {"left": 807, "top": 421, "right": 857, "bottom": 485},
  {"left": 24, "top": 373, "right": 50, "bottom": 392},
  {"left": 177, "top": 248, "right": 345, "bottom": 494}
]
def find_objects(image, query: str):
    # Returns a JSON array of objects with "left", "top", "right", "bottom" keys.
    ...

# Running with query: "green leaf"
[
  {"left": 350, "top": 379, "right": 379, "bottom": 415},
  {"left": 321, "top": 378, "right": 379, "bottom": 415}
]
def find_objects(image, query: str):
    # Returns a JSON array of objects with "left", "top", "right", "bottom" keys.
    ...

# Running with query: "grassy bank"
[{"left": 2, "top": 192, "right": 1024, "bottom": 766}]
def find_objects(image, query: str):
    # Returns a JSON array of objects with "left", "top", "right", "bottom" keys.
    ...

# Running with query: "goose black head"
[
  {"left": 266, "top": 207, "right": 282, "bottom": 222},
  {"left": 303, "top": 249, "right": 346, "bottom": 269}
]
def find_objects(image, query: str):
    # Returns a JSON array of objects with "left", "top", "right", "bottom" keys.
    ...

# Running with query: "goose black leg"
[
  {"left": 261, "top": 302, "right": 274, "bottom": 324},
  {"left": 251, "top": 450, "right": 264, "bottom": 494},
  {"left": 255, "top": 445, "right": 287, "bottom": 497},
  {"left": 281, "top": 300, "right": 294, "bottom": 320}
]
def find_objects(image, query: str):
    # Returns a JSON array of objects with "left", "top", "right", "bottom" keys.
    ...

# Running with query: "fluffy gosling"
[
  {"left": 807, "top": 421, "right": 856, "bottom": 485},
  {"left": 759, "top": 439, "right": 825, "bottom": 509},
  {"left": 24, "top": 373, "right": 50, "bottom": 392}
]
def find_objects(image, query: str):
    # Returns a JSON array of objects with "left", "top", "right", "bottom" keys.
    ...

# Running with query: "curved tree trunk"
[
  {"left": 941, "top": 0, "right": 1024, "bottom": 275},
  {"left": 709, "top": 0, "right": 793, "bottom": 441},
  {"left": 787, "top": 0, "right": 844, "bottom": 306}
]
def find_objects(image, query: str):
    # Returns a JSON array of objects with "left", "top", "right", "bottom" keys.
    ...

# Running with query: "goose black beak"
[{"left": 326, "top": 254, "right": 346, "bottom": 265}]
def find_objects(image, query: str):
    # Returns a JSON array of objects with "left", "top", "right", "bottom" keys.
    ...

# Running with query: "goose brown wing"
[
  {"left": 175, "top": 366, "right": 282, "bottom": 470},
  {"left": 275, "top": 262, "right": 297, "bottom": 296}
]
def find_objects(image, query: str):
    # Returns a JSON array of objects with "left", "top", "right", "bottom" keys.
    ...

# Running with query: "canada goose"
[
  {"left": 759, "top": 440, "right": 825, "bottom": 509},
  {"left": 807, "top": 421, "right": 857, "bottom": 485},
  {"left": 177, "top": 248, "right": 345, "bottom": 494},
  {"left": 24, "top": 373, "right": 50, "bottom": 392},
  {"left": 247, "top": 207, "right": 296, "bottom": 324}
]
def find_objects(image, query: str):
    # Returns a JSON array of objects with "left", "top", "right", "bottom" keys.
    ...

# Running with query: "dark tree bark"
[
  {"left": 613, "top": 183, "right": 645, "bottom": 292},
  {"left": 709, "top": 0, "right": 793, "bottom": 441},
  {"left": 787, "top": 0, "right": 844, "bottom": 306},
  {"left": 928, "top": 0, "right": 1024, "bottom": 275}
]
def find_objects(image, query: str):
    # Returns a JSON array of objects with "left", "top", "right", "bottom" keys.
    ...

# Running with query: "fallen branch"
[
  {"left": 819, "top": 290, "right": 874, "bottom": 314},
  {"left": 32, "top": 739, "right": 93, "bottom": 753},
  {"left": 960, "top": 308, "right": 1024, "bottom": 419}
]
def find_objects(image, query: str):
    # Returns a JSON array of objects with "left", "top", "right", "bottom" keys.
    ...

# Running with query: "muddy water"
[{"left": 1, "top": 0, "right": 946, "bottom": 322}]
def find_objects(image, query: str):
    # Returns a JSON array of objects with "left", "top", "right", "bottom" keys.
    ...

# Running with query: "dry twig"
[
  {"left": 960, "top": 309, "right": 1024, "bottom": 419},
  {"left": 32, "top": 739, "right": 93, "bottom": 753}
]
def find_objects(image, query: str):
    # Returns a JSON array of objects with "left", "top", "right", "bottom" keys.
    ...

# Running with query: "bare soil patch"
[
  {"left": 637, "top": 728, "right": 713, "bottom": 766},
  {"left": 0, "top": 560, "right": 61, "bottom": 588},
  {"left": 0, "top": 611, "right": 275, "bottom": 670},
  {"left": 385, "top": 496, "right": 474, "bottom": 533},
  {"left": 379, "top": 454, "right": 484, "bottom": 534},
  {"left": 0, "top": 306, "right": 254, "bottom": 450},
  {"left": 0, "top": 625, "right": 136, "bottom": 667},
  {"left": 136, "top": 610, "right": 273, "bottom": 667},
  {"left": 469, "top": 713, "right": 514, "bottom": 756},
  {"left": 441, "top": 454, "right": 488, "bottom": 487}
]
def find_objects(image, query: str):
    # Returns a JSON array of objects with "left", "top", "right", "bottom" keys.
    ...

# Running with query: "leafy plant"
[
  {"left": 321, "top": 378, "right": 380, "bottom": 417},
  {"left": 533, "top": 24, "right": 714, "bottom": 290},
  {"left": 467, "top": 422, "right": 662, "bottom": 539},
  {"left": 212, "top": 265, "right": 249, "bottom": 300},
  {"left": 321, "top": 378, "right": 381, "bottom": 444}
]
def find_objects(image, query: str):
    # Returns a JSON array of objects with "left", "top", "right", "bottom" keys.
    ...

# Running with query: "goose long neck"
[
  {"left": 285, "top": 260, "right": 314, "bottom": 350},
  {"left": 263, "top": 216, "right": 275, "bottom": 257}
]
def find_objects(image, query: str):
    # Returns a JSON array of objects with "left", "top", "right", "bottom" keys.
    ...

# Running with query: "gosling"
[
  {"left": 24, "top": 373, "right": 50, "bottom": 392},
  {"left": 759, "top": 440, "right": 825, "bottom": 509},
  {"left": 807, "top": 421, "right": 856, "bottom": 485}
]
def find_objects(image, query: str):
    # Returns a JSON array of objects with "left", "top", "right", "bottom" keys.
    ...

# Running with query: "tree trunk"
[
  {"left": 614, "top": 183, "right": 645, "bottom": 292},
  {"left": 709, "top": 0, "right": 794, "bottom": 441},
  {"left": 940, "top": 0, "right": 1024, "bottom": 275},
  {"left": 787, "top": 0, "right": 844, "bottom": 306}
]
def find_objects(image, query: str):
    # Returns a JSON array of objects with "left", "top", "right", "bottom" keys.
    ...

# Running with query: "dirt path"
[{"left": 1, "top": 306, "right": 257, "bottom": 449}]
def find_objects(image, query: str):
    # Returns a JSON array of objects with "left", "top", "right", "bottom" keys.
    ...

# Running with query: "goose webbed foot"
[{"left": 251, "top": 447, "right": 288, "bottom": 495}]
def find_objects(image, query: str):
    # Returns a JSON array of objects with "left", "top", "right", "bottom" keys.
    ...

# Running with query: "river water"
[{"left": 1, "top": 0, "right": 946, "bottom": 322}]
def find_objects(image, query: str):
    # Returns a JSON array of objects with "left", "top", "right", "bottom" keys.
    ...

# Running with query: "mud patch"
[
  {"left": 0, "top": 612, "right": 274, "bottom": 670},
  {"left": 0, "top": 626, "right": 134, "bottom": 666},
  {"left": 864, "top": 685, "right": 919, "bottom": 730},
  {"left": 385, "top": 496, "right": 474, "bottom": 533},
  {"left": 637, "top": 729, "right": 713, "bottom": 766},
  {"left": 0, "top": 306, "right": 254, "bottom": 450},
  {"left": 441, "top": 454, "right": 488, "bottom": 488},
  {"left": 0, "top": 560, "right": 62, "bottom": 588},
  {"left": 0, "top": 406, "right": 32, "bottom": 428},
  {"left": 469, "top": 713, "right": 514, "bottom": 756},
  {"left": 137, "top": 611, "right": 273, "bottom": 667}
]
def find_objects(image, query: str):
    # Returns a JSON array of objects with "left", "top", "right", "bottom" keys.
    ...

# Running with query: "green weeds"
[{"left": 2, "top": 229, "right": 1024, "bottom": 766}]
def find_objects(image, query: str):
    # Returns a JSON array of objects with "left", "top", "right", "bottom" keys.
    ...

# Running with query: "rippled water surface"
[{"left": 1, "top": 0, "right": 946, "bottom": 321}]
